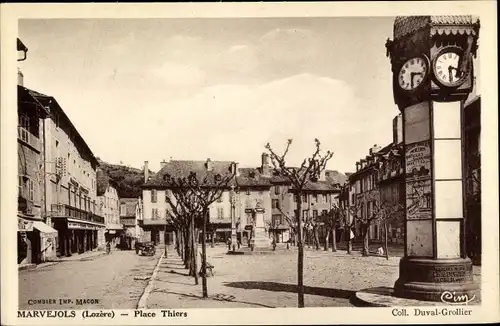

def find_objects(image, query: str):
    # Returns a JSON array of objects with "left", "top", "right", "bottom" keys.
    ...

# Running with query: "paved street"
[
  {"left": 146, "top": 245, "right": 482, "bottom": 308},
  {"left": 19, "top": 249, "right": 162, "bottom": 310}
]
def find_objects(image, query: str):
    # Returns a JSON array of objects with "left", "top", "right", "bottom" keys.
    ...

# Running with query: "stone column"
[{"left": 387, "top": 16, "right": 481, "bottom": 303}]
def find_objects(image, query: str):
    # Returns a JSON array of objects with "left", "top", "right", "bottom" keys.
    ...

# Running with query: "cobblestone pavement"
[
  {"left": 147, "top": 245, "right": 482, "bottom": 309},
  {"left": 19, "top": 249, "right": 162, "bottom": 310}
]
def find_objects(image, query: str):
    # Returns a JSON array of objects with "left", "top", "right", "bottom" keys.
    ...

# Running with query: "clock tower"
[{"left": 386, "top": 16, "right": 480, "bottom": 302}]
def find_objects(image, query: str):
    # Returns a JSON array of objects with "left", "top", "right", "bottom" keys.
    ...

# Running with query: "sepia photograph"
[{"left": 1, "top": 2, "right": 498, "bottom": 325}]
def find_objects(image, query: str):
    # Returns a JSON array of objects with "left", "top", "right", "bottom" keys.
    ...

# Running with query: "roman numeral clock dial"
[
  {"left": 398, "top": 57, "right": 429, "bottom": 91},
  {"left": 432, "top": 47, "right": 469, "bottom": 88}
]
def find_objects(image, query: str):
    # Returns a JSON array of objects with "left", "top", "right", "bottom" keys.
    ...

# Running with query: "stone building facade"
[
  {"left": 96, "top": 168, "right": 122, "bottom": 247},
  {"left": 29, "top": 90, "right": 106, "bottom": 256}
]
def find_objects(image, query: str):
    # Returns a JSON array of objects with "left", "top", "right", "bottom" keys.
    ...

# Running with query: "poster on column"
[
  {"left": 405, "top": 140, "right": 431, "bottom": 181},
  {"left": 406, "top": 179, "right": 432, "bottom": 220}
]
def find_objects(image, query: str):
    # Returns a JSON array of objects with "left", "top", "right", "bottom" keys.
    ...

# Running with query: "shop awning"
[{"left": 33, "top": 221, "right": 58, "bottom": 234}]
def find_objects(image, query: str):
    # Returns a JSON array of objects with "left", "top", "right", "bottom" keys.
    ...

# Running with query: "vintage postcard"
[{"left": 1, "top": 1, "right": 498, "bottom": 325}]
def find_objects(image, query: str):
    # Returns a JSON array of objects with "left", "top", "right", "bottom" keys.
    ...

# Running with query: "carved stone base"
[
  {"left": 250, "top": 226, "right": 271, "bottom": 250},
  {"left": 394, "top": 257, "right": 479, "bottom": 302}
]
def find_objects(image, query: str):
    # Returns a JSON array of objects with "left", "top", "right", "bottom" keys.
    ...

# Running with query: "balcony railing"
[
  {"left": 51, "top": 204, "right": 105, "bottom": 224},
  {"left": 18, "top": 127, "right": 40, "bottom": 152}
]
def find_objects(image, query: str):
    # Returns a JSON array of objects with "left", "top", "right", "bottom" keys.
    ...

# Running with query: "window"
[
  {"left": 165, "top": 209, "right": 170, "bottom": 219},
  {"left": 303, "top": 210, "right": 309, "bottom": 219},
  {"left": 151, "top": 189, "right": 157, "bottom": 203},
  {"left": 217, "top": 208, "right": 224, "bottom": 219},
  {"left": 293, "top": 194, "right": 297, "bottom": 202},
  {"left": 272, "top": 199, "right": 280, "bottom": 209},
  {"left": 165, "top": 191, "right": 169, "bottom": 203},
  {"left": 274, "top": 186, "right": 280, "bottom": 195},
  {"left": 246, "top": 189, "right": 250, "bottom": 196},
  {"left": 272, "top": 214, "right": 282, "bottom": 225},
  {"left": 302, "top": 194, "right": 308, "bottom": 203},
  {"left": 26, "top": 178, "right": 34, "bottom": 201},
  {"left": 313, "top": 194, "right": 318, "bottom": 201},
  {"left": 18, "top": 176, "right": 23, "bottom": 196},
  {"left": 120, "top": 204, "right": 126, "bottom": 216},
  {"left": 313, "top": 210, "right": 318, "bottom": 218},
  {"left": 19, "top": 114, "right": 30, "bottom": 142},
  {"left": 152, "top": 208, "right": 158, "bottom": 220},
  {"left": 323, "top": 194, "right": 328, "bottom": 202}
]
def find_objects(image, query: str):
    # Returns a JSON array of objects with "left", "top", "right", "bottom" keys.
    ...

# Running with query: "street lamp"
[{"left": 230, "top": 185, "right": 237, "bottom": 252}]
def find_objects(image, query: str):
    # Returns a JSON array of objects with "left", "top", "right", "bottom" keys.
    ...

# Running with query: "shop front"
[
  {"left": 18, "top": 216, "right": 35, "bottom": 265},
  {"left": 105, "top": 223, "right": 124, "bottom": 249}
]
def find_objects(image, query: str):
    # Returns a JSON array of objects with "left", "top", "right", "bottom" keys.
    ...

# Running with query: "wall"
[
  {"left": 43, "top": 111, "right": 97, "bottom": 224},
  {"left": 98, "top": 185, "right": 120, "bottom": 226}
]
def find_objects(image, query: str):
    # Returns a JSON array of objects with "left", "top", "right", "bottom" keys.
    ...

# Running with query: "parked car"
[{"left": 135, "top": 241, "right": 156, "bottom": 256}]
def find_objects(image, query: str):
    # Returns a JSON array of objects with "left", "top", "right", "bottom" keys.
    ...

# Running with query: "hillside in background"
[{"left": 97, "top": 158, "right": 155, "bottom": 198}]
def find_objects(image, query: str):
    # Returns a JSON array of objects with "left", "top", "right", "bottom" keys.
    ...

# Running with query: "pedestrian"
[{"left": 226, "top": 238, "right": 231, "bottom": 251}]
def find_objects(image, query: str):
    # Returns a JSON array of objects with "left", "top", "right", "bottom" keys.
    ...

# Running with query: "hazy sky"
[{"left": 19, "top": 17, "right": 403, "bottom": 173}]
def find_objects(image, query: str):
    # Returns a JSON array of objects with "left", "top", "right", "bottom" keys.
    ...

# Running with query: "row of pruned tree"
[
  {"left": 163, "top": 171, "right": 234, "bottom": 298},
  {"left": 160, "top": 138, "right": 406, "bottom": 307}
]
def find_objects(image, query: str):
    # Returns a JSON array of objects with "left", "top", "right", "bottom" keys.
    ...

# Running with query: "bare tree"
[
  {"left": 371, "top": 199, "right": 404, "bottom": 259},
  {"left": 185, "top": 171, "right": 234, "bottom": 298},
  {"left": 319, "top": 205, "right": 344, "bottom": 252},
  {"left": 265, "top": 139, "right": 333, "bottom": 308},
  {"left": 164, "top": 179, "right": 204, "bottom": 285}
]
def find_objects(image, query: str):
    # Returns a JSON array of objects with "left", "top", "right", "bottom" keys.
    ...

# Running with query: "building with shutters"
[
  {"left": 27, "top": 90, "right": 105, "bottom": 257},
  {"left": 96, "top": 168, "right": 122, "bottom": 247}
]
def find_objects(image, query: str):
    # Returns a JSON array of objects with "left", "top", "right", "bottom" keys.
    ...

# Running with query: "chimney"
[
  {"left": 144, "top": 161, "right": 149, "bottom": 182},
  {"left": 355, "top": 162, "right": 360, "bottom": 172},
  {"left": 261, "top": 152, "right": 271, "bottom": 176},
  {"left": 319, "top": 169, "right": 326, "bottom": 181},
  {"left": 17, "top": 68, "right": 24, "bottom": 86},
  {"left": 393, "top": 114, "right": 403, "bottom": 145},
  {"left": 206, "top": 158, "right": 213, "bottom": 171},
  {"left": 231, "top": 161, "right": 240, "bottom": 177},
  {"left": 160, "top": 159, "right": 168, "bottom": 169},
  {"left": 369, "top": 144, "right": 382, "bottom": 156}
]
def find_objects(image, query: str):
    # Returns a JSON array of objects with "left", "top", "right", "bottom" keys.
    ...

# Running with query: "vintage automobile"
[{"left": 135, "top": 241, "right": 156, "bottom": 256}]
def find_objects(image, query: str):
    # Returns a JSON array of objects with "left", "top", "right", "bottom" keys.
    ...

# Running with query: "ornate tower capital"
[{"left": 386, "top": 15, "right": 480, "bottom": 109}]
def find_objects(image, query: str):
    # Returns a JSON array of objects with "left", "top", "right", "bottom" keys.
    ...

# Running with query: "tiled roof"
[
  {"left": 143, "top": 160, "right": 237, "bottom": 188},
  {"left": 119, "top": 198, "right": 138, "bottom": 217},
  {"left": 28, "top": 88, "right": 98, "bottom": 167},
  {"left": 96, "top": 169, "right": 117, "bottom": 196},
  {"left": 393, "top": 15, "right": 479, "bottom": 40},
  {"left": 236, "top": 168, "right": 272, "bottom": 187}
]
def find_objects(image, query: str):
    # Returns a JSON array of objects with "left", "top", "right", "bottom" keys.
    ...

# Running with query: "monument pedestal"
[
  {"left": 250, "top": 206, "right": 271, "bottom": 250},
  {"left": 394, "top": 257, "right": 478, "bottom": 302}
]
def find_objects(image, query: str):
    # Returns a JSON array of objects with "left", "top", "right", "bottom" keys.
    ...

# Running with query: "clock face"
[
  {"left": 398, "top": 57, "right": 428, "bottom": 91},
  {"left": 434, "top": 50, "right": 467, "bottom": 87}
]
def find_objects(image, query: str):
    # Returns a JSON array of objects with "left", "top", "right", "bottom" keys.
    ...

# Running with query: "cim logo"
[{"left": 440, "top": 291, "right": 476, "bottom": 305}]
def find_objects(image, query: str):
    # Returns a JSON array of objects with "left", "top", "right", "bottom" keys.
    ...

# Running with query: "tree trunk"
[
  {"left": 296, "top": 198, "right": 305, "bottom": 308},
  {"left": 347, "top": 226, "right": 353, "bottom": 254},
  {"left": 187, "top": 226, "right": 193, "bottom": 275},
  {"left": 314, "top": 226, "right": 320, "bottom": 251},
  {"left": 175, "top": 230, "right": 181, "bottom": 256},
  {"left": 191, "top": 216, "right": 199, "bottom": 285},
  {"left": 211, "top": 229, "right": 215, "bottom": 248},
  {"left": 324, "top": 230, "right": 329, "bottom": 251},
  {"left": 362, "top": 224, "right": 370, "bottom": 257},
  {"left": 384, "top": 221, "right": 389, "bottom": 260},
  {"left": 332, "top": 221, "right": 337, "bottom": 252},
  {"left": 201, "top": 209, "right": 208, "bottom": 298}
]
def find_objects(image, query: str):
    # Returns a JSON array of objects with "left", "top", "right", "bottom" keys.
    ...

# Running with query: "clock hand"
[{"left": 448, "top": 66, "right": 454, "bottom": 83}]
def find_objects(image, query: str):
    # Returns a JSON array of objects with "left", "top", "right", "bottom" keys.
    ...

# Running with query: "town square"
[{"left": 12, "top": 13, "right": 485, "bottom": 312}]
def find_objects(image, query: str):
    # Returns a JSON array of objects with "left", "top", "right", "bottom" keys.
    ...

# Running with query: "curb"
[{"left": 137, "top": 251, "right": 165, "bottom": 309}]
